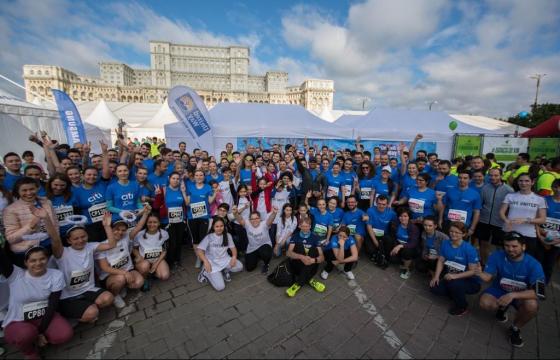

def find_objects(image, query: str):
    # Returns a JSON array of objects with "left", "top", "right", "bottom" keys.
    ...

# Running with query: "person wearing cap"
[
  {"left": 95, "top": 206, "right": 149, "bottom": 309},
  {"left": 51, "top": 213, "right": 116, "bottom": 322},
  {"left": 372, "top": 165, "right": 397, "bottom": 207},
  {"left": 478, "top": 231, "right": 545, "bottom": 348}
]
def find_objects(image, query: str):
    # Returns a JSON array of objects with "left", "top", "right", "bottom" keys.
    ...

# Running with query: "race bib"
[
  {"left": 69, "top": 270, "right": 91, "bottom": 290},
  {"left": 360, "top": 187, "right": 372, "bottom": 200},
  {"left": 408, "top": 198, "right": 425, "bottom": 214},
  {"left": 342, "top": 184, "right": 352, "bottom": 197},
  {"left": 110, "top": 256, "right": 129, "bottom": 269},
  {"left": 313, "top": 223, "right": 328, "bottom": 237},
  {"left": 543, "top": 217, "right": 560, "bottom": 240},
  {"left": 88, "top": 203, "right": 107, "bottom": 223},
  {"left": 397, "top": 237, "right": 408, "bottom": 244},
  {"left": 168, "top": 207, "right": 183, "bottom": 223},
  {"left": 436, "top": 191, "right": 446, "bottom": 198},
  {"left": 23, "top": 300, "right": 48, "bottom": 320},
  {"left": 373, "top": 228, "right": 384, "bottom": 237},
  {"left": 444, "top": 260, "right": 466, "bottom": 273},
  {"left": 347, "top": 224, "right": 357, "bottom": 235},
  {"left": 499, "top": 277, "right": 527, "bottom": 292},
  {"left": 190, "top": 201, "right": 208, "bottom": 219},
  {"left": 448, "top": 209, "right": 468, "bottom": 223},
  {"left": 327, "top": 186, "right": 340, "bottom": 198},
  {"left": 428, "top": 248, "right": 438, "bottom": 257},
  {"left": 144, "top": 247, "right": 162, "bottom": 261},
  {"left": 55, "top": 205, "right": 74, "bottom": 222}
]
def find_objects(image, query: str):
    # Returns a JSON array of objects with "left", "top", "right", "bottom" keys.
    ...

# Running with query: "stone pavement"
[{"left": 2, "top": 249, "right": 560, "bottom": 359}]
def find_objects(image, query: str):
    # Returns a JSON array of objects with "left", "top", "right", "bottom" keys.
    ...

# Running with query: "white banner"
[{"left": 482, "top": 137, "right": 528, "bottom": 165}]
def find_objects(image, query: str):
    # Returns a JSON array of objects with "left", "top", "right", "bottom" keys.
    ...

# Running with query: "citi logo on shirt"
[
  {"left": 121, "top": 193, "right": 134, "bottom": 201},
  {"left": 88, "top": 192, "right": 103, "bottom": 203}
]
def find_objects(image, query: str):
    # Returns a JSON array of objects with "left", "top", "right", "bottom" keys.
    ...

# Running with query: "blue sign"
[
  {"left": 168, "top": 86, "right": 213, "bottom": 150},
  {"left": 52, "top": 89, "right": 87, "bottom": 146}
]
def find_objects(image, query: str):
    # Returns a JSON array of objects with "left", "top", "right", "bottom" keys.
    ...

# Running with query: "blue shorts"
[{"left": 482, "top": 286, "right": 521, "bottom": 309}]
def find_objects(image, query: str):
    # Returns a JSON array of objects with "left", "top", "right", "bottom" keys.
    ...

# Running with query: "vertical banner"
[
  {"left": 167, "top": 86, "right": 214, "bottom": 152},
  {"left": 528, "top": 138, "right": 560, "bottom": 159},
  {"left": 453, "top": 135, "right": 482, "bottom": 158},
  {"left": 51, "top": 89, "right": 87, "bottom": 146},
  {"left": 482, "top": 136, "right": 529, "bottom": 165}
]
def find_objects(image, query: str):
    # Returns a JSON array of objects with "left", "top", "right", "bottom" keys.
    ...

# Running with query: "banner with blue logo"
[
  {"left": 237, "top": 137, "right": 437, "bottom": 159},
  {"left": 52, "top": 89, "right": 87, "bottom": 146},
  {"left": 167, "top": 86, "right": 214, "bottom": 151}
]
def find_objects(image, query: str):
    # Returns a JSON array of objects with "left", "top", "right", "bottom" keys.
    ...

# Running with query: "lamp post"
[
  {"left": 427, "top": 100, "right": 438, "bottom": 111},
  {"left": 529, "top": 74, "right": 546, "bottom": 111}
]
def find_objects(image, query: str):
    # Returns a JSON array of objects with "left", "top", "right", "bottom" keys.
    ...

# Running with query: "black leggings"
[
  {"left": 382, "top": 237, "right": 417, "bottom": 262},
  {"left": 289, "top": 243, "right": 319, "bottom": 286},
  {"left": 188, "top": 218, "right": 209, "bottom": 245},
  {"left": 324, "top": 248, "right": 354, "bottom": 272},
  {"left": 245, "top": 244, "right": 273, "bottom": 271},
  {"left": 232, "top": 223, "right": 248, "bottom": 252},
  {"left": 166, "top": 222, "right": 185, "bottom": 264}
]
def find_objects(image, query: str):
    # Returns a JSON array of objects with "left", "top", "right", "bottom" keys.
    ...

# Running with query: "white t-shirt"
[
  {"left": 244, "top": 221, "right": 272, "bottom": 254},
  {"left": 503, "top": 192, "right": 547, "bottom": 237},
  {"left": 234, "top": 197, "right": 251, "bottom": 224},
  {"left": 55, "top": 243, "right": 100, "bottom": 299},
  {"left": 257, "top": 192, "right": 268, "bottom": 221},
  {"left": 198, "top": 232, "right": 235, "bottom": 273},
  {"left": 275, "top": 216, "right": 298, "bottom": 243},
  {"left": 95, "top": 237, "right": 133, "bottom": 280},
  {"left": 133, "top": 229, "right": 169, "bottom": 263},
  {"left": 3, "top": 267, "right": 65, "bottom": 328},
  {"left": 272, "top": 189, "right": 290, "bottom": 222},
  {"left": 218, "top": 181, "right": 234, "bottom": 209}
]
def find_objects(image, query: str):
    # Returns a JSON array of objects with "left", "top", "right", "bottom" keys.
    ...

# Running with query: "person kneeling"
[
  {"left": 478, "top": 231, "right": 545, "bottom": 348},
  {"left": 286, "top": 218, "right": 325, "bottom": 297},
  {"left": 385, "top": 207, "right": 420, "bottom": 279},
  {"left": 320, "top": 226, "right": 359, "bottom": 281},
  {"left": 132, "top": 212, "right": 170, "bottom": 292},
  {"left": 197, "top": 217, "right": 243, "bottom": 291}
]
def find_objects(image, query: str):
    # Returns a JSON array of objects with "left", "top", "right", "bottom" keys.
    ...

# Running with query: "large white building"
[{"left": 23, "top": 41, "right": 334, "bottom": 112}]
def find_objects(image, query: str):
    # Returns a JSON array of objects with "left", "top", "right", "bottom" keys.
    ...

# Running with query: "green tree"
[{"left": 507, "top": 103, "right": 560, "bottom": 128}]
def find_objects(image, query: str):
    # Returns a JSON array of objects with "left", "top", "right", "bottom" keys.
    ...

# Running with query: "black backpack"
[{"left": 267, "top": 259, "right": 294, "bottom": 287}]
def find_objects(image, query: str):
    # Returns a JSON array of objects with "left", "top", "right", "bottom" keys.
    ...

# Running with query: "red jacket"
[
  {"left": 152, "top": 189, "right": 185, "bottom": 222},
  {"left": 251, "top": 170, "right": 274, "bottom": 213}
]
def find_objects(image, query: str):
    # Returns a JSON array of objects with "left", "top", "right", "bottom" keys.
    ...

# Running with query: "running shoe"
[
  {"left": 223, "top": 270, "right": 232, "bottom": 282},
  {"left": 309, "top": 278, "right": 326, "bottom": 293},
  {"left": 399, "top": 269, "right": 410, "bottom": 279},
  {"left": 197, "top": 270, "right": 208, "bottom": 284},
  {"left": 141, "top": 278, "right": 151, "bottom": 292},
  {"left": 286, "top": 283, "right": 301, "bottom": 297},
  {"left": 113, "top": 294, "right": 126, "bottom": 309},
  {"left": 496, "top": 308, "right": 508, "bottom": 323},
  {"left": 344, "top": 271, "right": 355, "bottom": 280},
  {"left": 320, "top": 270, "right": 329, "bottom": 280},
  {"left": 261, "top": 263, "right": 269, "bottom": 275},
  {"left": 448, "top": 307, "right": 468, "bottom": 316},
  {"left": 509, "top": 326, "right": 524, "bottom": 348}
]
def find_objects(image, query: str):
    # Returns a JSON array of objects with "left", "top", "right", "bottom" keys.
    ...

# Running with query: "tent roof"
[
  {"left": 521, "top": 115, "right": 560, "bottom": 138},
  {"left": 449, "top": 114, "right": 528, "bottom": 134},
  {"left": 140, "top": 102, "right": 178, "bottom": 129},
  {"left": 84, "top": 99, "right": 120, "bottom": 130},
  {"left": 77, "top": 101, "right": 162, "bottom": 128}
]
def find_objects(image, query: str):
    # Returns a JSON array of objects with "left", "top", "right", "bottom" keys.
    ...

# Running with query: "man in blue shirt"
[
  {"left": 439, "top": 170, "right": 481, "bottom": 235},
  {"left": 148, "top": 159, "right": 169, "bottom": 188},
  {"left": 2, "top": 152, "right": 23, "bottom": 191},
  {"left": 478, "top": 232, "right": 545, "bottom": 348},
  {"left": 366, "top": 195, "right": 396, "bottom": 265},
  {"left": 432, "top": 160, "right": 458, "bottom": 196}
]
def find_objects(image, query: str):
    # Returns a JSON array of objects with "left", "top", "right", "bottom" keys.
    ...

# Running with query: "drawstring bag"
[{"left": 267, "top": 259, "right": 294, "bottom": 287}]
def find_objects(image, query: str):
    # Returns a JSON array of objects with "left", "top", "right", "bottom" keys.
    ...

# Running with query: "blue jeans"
[{"left": 430, "top": 277, "right": 481, "bottom": 309}]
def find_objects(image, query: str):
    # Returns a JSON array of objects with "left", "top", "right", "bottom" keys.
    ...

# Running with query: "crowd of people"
[{"left": 0, "top": 130, "right": 558, "bottom": 358}]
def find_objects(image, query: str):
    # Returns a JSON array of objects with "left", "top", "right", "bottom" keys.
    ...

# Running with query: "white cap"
[{"left": 382, "top": 165, "right": 392, "bottom": 172}]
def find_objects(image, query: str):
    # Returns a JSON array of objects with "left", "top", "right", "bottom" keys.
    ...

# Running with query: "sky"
[{"left": 1, "top": 0, "right": 559, "bottom": 118}]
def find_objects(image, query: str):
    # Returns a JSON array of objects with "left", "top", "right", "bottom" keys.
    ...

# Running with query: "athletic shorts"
[
  {"left": 59, "top": 288, "right": 106, "bottom": 319},
  {"left": 482, "top": 286, "right": 521, "bottom": 309},
  {"left": 475, "top": 223, "right": 505, "bottom": 246}
]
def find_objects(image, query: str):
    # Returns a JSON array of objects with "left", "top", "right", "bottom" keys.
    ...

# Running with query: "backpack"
[{"left": 267, "top": 259, "right": 294, "bottom": 287}]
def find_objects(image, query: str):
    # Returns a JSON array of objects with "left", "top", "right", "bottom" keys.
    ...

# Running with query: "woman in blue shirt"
[
  {"left": 74, "top": 167, "right": 108, "bottom": 242},
  {"left": 320, "top": 226, "right": 358, "bottom": 281},
  {"left": 305, "top": 193, "right": 333, "bottom": 245},
  {"left": 387, "top": 207, "right": 420, "bottom": 279},
  {"left": 327, "top": 196, "right": 344, "bottom": 234},
  {"left": 46, "top": 174, "right": 78, "bottom": 242},
  {"left": 188, "top": 170, "right": 216, "bottom": 268},
  {"left": 356, "top": 161, "right": 376, "bottom": 211},
  {"left": 105, "top": 164, "right": 143, "bottom": 223},
  {"left": 372, "top": 166, "right": 396, "bottom": 207},
  {"left": 396, "top": 173, "right": 439, "bottom": 224},
  {"left": 430, "top": 221, "right": 481, "bottom": 316}
]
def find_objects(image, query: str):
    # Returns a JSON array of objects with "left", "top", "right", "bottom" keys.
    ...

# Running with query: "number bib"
[
  {"left": 342, "top": 185, "right": 352, "bottom": 197},
  {"left": 543, "top": 217, "right": 560, "bottom": 240},
  {"left": 327, "top": 186, "right": 339, "bottom": 197},
  {"left": 360, "top": 187, "right": 371, "bottom": 200},
  {"left": 313, "top": 223, "right": 328, "bottom": 237},
  {"left": 436, "top": 191, "right": 446, "bottom": 198},
  {"left": 499, "top": 277, "right": 527, "bottom": 292},
  {"left": 88, "top": 203, "right": 107, "bottom": 223},
  {"left": 373, "top": 228, "right": 385, "bottom": 237},
  {"left": 110, "top": 256, "right": 129, "bottom": 270},
  {"left": 428, "top": 248, "right": 438, "bottom": 257},
  {"left": 168, "top": 207, "right": 183, "bottom": 223},
  {"left": 190, "top": 201, "right": 208, "bottom": 219},
  {"left": 144, "top": 247, "right": 162, "bottom": 261},
  {"left": 408, "top": 198, "right": 425, "bottom": 214},
  {"left": 347, "top": 224, "right": 357, "bottom": 235},
  {"left": 448, "top": 209, "right": 468, "bottom": 223},
  {"left": 23, "top": 300, "right": 48, "bottom": 321},
  {"left": 55, "top": 205, "right": 74, "bottom": 222},
  {"left": 444, "top": 260, "right": 466, "bottom": 274},
  {"left": 69, "top": 270, "right": 91, "bottom": 290}
]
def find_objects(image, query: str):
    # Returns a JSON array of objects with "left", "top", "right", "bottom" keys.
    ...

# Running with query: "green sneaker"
[
  {"left": 309, "top": 278, "right": 326, "bottom": 293},
  {"left": 286, "top": 283, "right": 301, "bottom": 297}
]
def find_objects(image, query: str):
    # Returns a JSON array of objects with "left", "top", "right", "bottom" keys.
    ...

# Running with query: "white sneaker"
[
  {"left": 195, "top": 257, "right": 202, "bottom": 269},
  {"left": 320, "top": 270, "right": 329, "bottom": 280},
  {"left": 113, "top": 294, "right": 126, "bottom": 309},
  {"left": 344, "top": 271, "right": 355, "bottom": 280}
]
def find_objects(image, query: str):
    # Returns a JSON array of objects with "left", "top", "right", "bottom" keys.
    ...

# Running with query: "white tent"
[
  {"left": 125, "top": 102, "right": 177, "bottom": 141},
  {"left": 165, "top": 102, "right": 353, "bottom": 154},
  {"left": 449, "top": 114, "right": 528, "bottom": 134}
]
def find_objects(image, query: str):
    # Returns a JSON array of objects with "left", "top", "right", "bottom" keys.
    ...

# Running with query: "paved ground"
[{"left": 2, "top": 249, "right": 560, "bottom": 359}]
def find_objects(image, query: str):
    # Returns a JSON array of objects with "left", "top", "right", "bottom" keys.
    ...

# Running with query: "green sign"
[
  {"left": 529, "top": 138, "right": 560, "bottom": 159},
  {"left": 454, "top": 135, "right": 482, "bottom": 158}
]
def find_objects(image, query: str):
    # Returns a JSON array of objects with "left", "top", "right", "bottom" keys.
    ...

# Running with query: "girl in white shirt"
[{"left": 274, "top": 203, "right": 297, "bottom": 257}]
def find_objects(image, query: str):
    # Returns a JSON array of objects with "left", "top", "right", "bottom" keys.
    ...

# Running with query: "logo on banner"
[
  {"left": 51, "top": 89, "right": 87, "bottom": 146},
  {"left": 175, "top": 94, "right": 211, "bottom": 137}
]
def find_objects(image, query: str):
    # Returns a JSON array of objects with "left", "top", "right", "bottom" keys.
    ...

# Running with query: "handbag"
[{"left": 267, "top": 259, "right": 294, "bottom": 287}]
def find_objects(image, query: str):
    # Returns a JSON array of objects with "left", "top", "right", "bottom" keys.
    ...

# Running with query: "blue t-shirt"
[
  {"left": 162, "top": 187, "right": 185, "bottom": 224},
  {"left": 434, "top": 175, "right": 459, "bottom": 195},
  {"left": 3, "top": 171, "right": 22, "bottom": 191},
  {"left": 372, "top": 179, "right": 392, "bottom": 203},
  {"left": 400, "top": 174, "right": 417, "bottom": 196},
  {"left": 324, "top": 234, "right": 357, "bottom": 251},
  {"left": 51, "top": 193, "right": 79, "bottom": 236},
  {"left": 367, "top": 207, "right": 396, "bottom": 237},
  {"left": 358, "top": 178, "right": 376, "bottom": 201},
  {"left": 405, "top": 187, "right": 438, "bottom": 220},
  {"left": 139, "top": 183, "right": 154, "bottom": 201},
  {"left": 106, "top": 181, "right": 141, "bottom": 221},
  {"left": 187, "top": 183, "right": 213, "bottom": 220},
  {"left": 469, "top": 182, "right": 484, "bottom": 196},
  {"left": 143, "top": 159, "right": 155, "bottom": 174},
  {"left": 74, "top": 182, "right": 107, "bottom": 224},
  {"left": 424, "top": 234, "right": 437, "bottom": 255},
  {"left": 328, "top": 208, "right": 344, "bottom": 229},
  {"left": 37, "top": 184, "right": 47, "bottom": 197},
  {"left": 440, "top": 240, "right": 479, "bottom": 277},
  {"left": 444, "top": 187, "right": 482, "bottom": 227},
  {"left": 289, "top": 231, "right": 321, "bottom": 253},
  {"left": 325, "top": 171, "right": 344, "bottom": 199},
  {"left": 396, "top": 224, "right": 409, "bottom": 244},
  {"left": 543, "top": 196, "right": 560, "bottom": 242},
  {"left": 485, "top": 250, "right": 545, "bottom": 292},
  {"left": 205, "top": 173, "right": 224, "bottom": 184},
  {"left": 340, "top": 170, "right": 357, "bottom": 197},
  {"left": 239, "top": 169, "right": 252, "bottom": 185},
  {"left": 309, "top": 207, "right": 333, "bottom": 238},
  {"left": 342, "top": 208, "right": 366, "bottom": 236},
  {"left": 148, "top": 172, "right": 168, "bottom": 188}
]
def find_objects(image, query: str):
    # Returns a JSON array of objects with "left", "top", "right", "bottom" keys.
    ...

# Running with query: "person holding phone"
[{"left": 477, "top": 232, "right": 546, "bottom": 348}]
